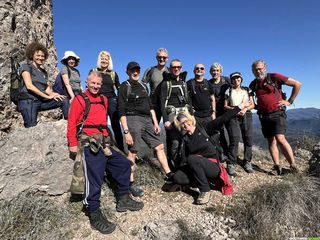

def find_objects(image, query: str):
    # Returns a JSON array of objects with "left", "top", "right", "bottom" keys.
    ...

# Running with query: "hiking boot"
[
  {"left": 243, "top": 161, "right": 254, "bottom": 173},
  {"left": 129, "top": 182, "right": 144, "bottom": 197},
  {"left": 227, "top": 164, "right": 237, "bottom": 177},
  {"left": 270, "top": 165, "right": 282, "bottom": 176},
  {"left": 116, "top": 194, "right": 144, "bottom": 212},
  {"left": 196, "top": 191, "right": 211, "bottom": 205},
  {"left": 164, "top": 172, "right": 175, "bottom": 183},
  {"left": 88, "top": 209, "right": 116, "bottom": 234},
  {"left": 290, "top": 164, "right": 300, "bottom": 174}
]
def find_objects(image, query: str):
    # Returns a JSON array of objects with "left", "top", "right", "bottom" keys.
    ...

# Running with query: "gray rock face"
[
  {"left": 0, "top": 120, "right": 73, "bottom": 200},
  {"left": 0, "top": 0, "right": 57, "bottom": 134}
]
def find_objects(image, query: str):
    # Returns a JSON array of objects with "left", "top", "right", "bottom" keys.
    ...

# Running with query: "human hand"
[
  {"left": 164, "top": 121, "right": 172, "bottom": 129},
  {"left": 49, "top": 92, "right": 66, "bottom": 101},
  {"left": 278, "top": 100, "right": 290, "bottom": 107},
  {"left": 154, "top": 124, "right": 161, "bottom": 135},
  {"left": 125, "top": 133, "right": 134, "bottom": 146}
]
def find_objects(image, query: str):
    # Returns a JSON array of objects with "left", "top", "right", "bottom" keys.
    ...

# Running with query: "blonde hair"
[
  {"left": 173, "top": 111, "right": 195, "bottom": 132},
  {"left": 97, "top": 51, "right": 114, "bottom": 70}
]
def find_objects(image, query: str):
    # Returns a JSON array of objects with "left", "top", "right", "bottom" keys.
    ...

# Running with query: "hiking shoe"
[
  {"left": 290, "top": 164, "right": 300, "bottom": 174},
  {"left": 88, "top": 209, "right": 116, "bottom": 234},
  {"left": 227, "top": 164, "right": 237, "bottom": 177},
  {"left": 243, "top": 161, "right": 254, "bottom": 173},
  {"left": 270, "top": 165, "right": 282, "bottom": 176},
  {"left": 116, "top": 194, "right": 144, "bottom": 212},
  {"left": 164, "top": 172, "right": 175, "bottom": 183},
  {"left": 129, "top": 183, "right": 144, "bottom": 197},
  {"left": 196, "top": 191, "right": 211, "bottom": 205}
]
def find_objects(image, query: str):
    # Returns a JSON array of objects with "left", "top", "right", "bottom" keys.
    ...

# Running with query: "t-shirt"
[
  {"left": 19, "top": 63, "right": 48, "bottom": 100},
  {"left": 225, "top": 87, "right": 249, "bottom": 107},
  {"left": 142, "top": 66, "right": 169, "bottom": 94},
  {"left": 187, "top": 79, "right": 214, "bottom": 117},
  {"left": 61, "top": 66, "right": 81, "bottom": 92}
]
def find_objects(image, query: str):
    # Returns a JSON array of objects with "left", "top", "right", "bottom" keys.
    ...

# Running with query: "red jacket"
[{"left": 67, "top": 90, "right": 109, "bottom": 147}]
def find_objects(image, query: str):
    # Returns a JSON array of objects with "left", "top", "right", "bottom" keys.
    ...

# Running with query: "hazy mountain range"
[{"left": 252, "top": 107, "right": 320, "bottom": 148}]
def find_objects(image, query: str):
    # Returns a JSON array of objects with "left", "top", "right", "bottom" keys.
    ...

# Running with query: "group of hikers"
[{"left": 15, "top": 42, "right": 301, "bottom": 234}]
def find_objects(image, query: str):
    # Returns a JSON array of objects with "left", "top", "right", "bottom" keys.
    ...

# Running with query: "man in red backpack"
[
  {"left": 249, "top": 60, "right": 301, "bottom": 175},
  {"left": 67, "top": 71, "right": 143, "bottom": 235}
]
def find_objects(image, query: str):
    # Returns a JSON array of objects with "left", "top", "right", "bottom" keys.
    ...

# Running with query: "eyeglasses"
[
  {"left": 195, "top": 67, "right": 205, "bottom": 70},
  {"left": 157, "top": 56, "right": 168, "bottom": 60},
  {"left": 171, "top": 66, "right": 182, "bottom": 69}
]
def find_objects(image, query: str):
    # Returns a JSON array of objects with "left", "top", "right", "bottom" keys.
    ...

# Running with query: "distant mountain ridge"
[{"left": 253, "top": 107, "right": 320, "bottom": 148}]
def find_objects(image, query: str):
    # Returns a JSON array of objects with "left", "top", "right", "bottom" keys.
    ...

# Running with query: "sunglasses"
[
  {"left": 195, "top": 67, "right": 205, "bottom": 70},
  {"left": 171, "top": 66, "right": 182, "bottom": 69},
  {"left": 157, "top": 56, "right": 168, "bottom": 60}
]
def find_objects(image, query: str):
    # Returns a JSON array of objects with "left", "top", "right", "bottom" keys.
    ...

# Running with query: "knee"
[{"left": 186, "top": 155, "right": 199, "bottom": 166}]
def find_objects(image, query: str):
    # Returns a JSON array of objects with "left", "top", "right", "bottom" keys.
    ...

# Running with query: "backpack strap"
[{"left": 76, "top": 93, "right": 108, "bottom": 137}]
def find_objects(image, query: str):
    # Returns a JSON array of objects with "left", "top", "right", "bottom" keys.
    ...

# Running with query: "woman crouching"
[{"left": 172, "top": 103, "right": 248, "bottom": 205}]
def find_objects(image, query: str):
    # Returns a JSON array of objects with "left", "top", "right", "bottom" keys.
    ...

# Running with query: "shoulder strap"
[
  {"left": 191, "top": 79, "right": 196, "bottom": 95},
  {"left": 126, "top": 80, "right": 132, "bottom": 102},
  {"left": 110, "top": 70, "right": 115, "bottom": 85}
]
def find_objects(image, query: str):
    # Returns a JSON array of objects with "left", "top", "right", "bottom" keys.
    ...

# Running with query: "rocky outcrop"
[
  {"left": 309, "top": 142, "right": 320, "bottom": 178},
  {"left": 0, "top": 120, "right": 73, "bottom": 200},
  {"left": 0, "top": 0, "right": 57, "bottom": 134}
]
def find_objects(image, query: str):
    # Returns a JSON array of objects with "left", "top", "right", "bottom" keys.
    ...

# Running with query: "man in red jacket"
[{"left": 67, "top": 71, "right": 143, "bottom": 235}]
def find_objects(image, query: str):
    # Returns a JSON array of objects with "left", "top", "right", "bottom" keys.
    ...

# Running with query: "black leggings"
[{"left": 173, "top": 155, "right": 221, "bottom": 192}]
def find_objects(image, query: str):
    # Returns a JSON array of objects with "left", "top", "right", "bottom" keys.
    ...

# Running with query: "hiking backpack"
[
  {"left": 53, "top": 67, "right": 80, "bottom": 95},
  {"left": 125, "top": 80, "right": 149, "bottom": 102},
  {"left": 76, "top": 93, "right": 107, "bottom": 137},
  {"left": 9, "top": 49, "right": 23, "bottom": 105}
]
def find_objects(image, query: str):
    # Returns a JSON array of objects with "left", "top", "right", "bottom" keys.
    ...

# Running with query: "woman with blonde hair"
[
  {"left": 172, "top": 101, "right": 249, "bottom": 205},
  {"left": 90, "top": 51, "right": 124, "bottom": 152}
]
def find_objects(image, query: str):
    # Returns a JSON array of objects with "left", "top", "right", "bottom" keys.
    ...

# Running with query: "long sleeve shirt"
[{"left": 67, "top": 90, "right": 108, "bottom": 147}]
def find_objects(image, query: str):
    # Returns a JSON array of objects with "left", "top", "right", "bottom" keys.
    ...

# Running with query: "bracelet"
[
  {"left": 288, "top": 99, "right": 294, "bottom": 105},
  {"left": 123, "top": 129, "right": 130, "bottom": 134}
]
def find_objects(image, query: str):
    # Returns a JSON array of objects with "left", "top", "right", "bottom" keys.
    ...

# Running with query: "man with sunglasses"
[
  {"left": 159, "top": 59, "right": 192, "bottom": 169},
  {"left": 187, "top": 64, "right": 216, "bottom": 125},
  {"left": 142, "top": 48, "right": 170, "bottom": 123}
]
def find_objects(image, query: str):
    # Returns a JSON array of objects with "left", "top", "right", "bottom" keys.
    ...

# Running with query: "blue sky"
[{"left": 53, "top": 0, "right": 320, "bottom": 108}]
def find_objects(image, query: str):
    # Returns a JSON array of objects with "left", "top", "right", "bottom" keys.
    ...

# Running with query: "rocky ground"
[{"left": 59, "top": 148, "right": 311, "bottom": 240}]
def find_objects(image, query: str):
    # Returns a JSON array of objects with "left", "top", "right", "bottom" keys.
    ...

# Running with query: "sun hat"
[
  {"left": 230, "top": 71, "right": 243, "bottom": 80},
  {"left": 61, "top": 51, "right": 80, "bottom": 64}
]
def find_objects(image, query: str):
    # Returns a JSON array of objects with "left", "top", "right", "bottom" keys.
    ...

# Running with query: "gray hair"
[
  {"left": 251, "top": 59, "right": 266, "bottom": 72},
  {"left": 97, "top": 51, "right": 114, "bottom": 70},
  {"left": 210, "top": 62, "right": 223, "bottom": 73},
  {"left": 156, "top": 48, "right": 168, "bottom": 56}
]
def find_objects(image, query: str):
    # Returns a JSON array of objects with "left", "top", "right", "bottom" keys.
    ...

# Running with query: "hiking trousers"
[
  {"left": 226, "top": 112, "right": 253, "bottom": 164},
  {"left": 18, "top": 98, "right": 69, "bottom": 128},
  {"left": 83, "top": 147, "right": 131, "bottom": 213},
  {"left": 173, "top": 155, "right": 221, "bottom": 192}
]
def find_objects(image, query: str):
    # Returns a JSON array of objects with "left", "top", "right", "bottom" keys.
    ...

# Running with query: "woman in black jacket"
[{"left": 172, "top": 101, "right": 249, "bottom": 205}]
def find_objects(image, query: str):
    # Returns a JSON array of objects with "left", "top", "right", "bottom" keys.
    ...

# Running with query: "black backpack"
[
  {"left": 9, "top": 49, "right": 23, "bottom": 105},
  {"left": 76, "top": 93, "right": 108, "bottom": 138}
]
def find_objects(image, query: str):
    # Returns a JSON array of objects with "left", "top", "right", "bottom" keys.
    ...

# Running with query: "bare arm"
[
  {"left": 62, "top": 73, "right": 75, "bottom": 100},
  {"left": 285, "top": 77, "right": 302, "bottom": 105},
  {"left": 120, "top": 115, "right": 133, "bottom": 146},
  {"left": 150, "top": 109, "right": 161, "bottom": 134}
]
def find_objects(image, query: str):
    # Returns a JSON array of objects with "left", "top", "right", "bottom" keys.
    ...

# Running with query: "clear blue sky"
[{"left": 53, "top": 0, "right": 320, "bottom": 108}]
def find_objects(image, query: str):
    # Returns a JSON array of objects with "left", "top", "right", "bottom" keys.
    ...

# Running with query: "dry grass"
[
  {"left": 230, "top": 174, "right": 320, "bottom": 240},
  {"left": 0, "top": 190, "right": 76, "bottom": 240}
]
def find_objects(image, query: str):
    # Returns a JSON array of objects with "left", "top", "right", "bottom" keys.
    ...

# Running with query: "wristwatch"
[
  {"left": 288, "top": 99, "right": 294, "bottom": 105},
  {"left": 123, "top": 129, "right": 130, "bottom": 134}
]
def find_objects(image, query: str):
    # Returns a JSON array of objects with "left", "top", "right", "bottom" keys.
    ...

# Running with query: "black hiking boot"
[
  {"left": 116, "top": 194, "right": 144, "bottom": 212},
  {"left": 88, "top": 209, "right": 116, "bottom": 234},
  {"left": 270, "top": 165, "right": 282, "bottom": 176}
]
